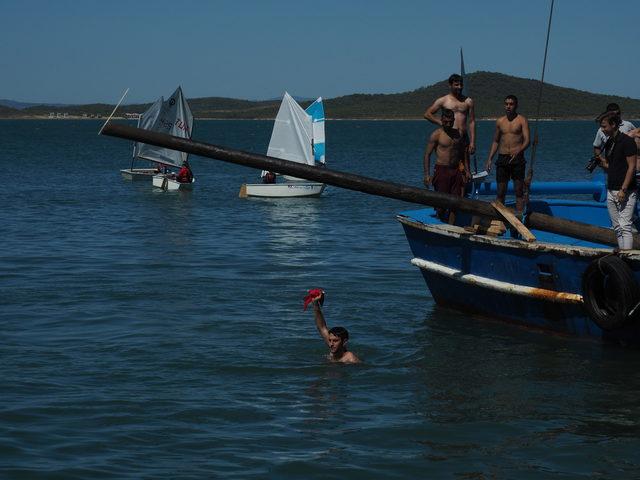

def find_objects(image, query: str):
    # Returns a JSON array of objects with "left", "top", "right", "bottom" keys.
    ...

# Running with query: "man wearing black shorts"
[{"left": 485, "top": 95, "right": 530, "bottom": 213}]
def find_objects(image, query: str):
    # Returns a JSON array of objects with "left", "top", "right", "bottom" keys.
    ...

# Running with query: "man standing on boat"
[
  {"left": 423, "top": 109, "right": 470, "bottom": 223},
  {"left": 598, "top": 111, "right": 638, "bottom": 250},
  {"left": 484, "top": 95, "right": 530, "bottom": 214},
  {"left": 593, "top": 103, "right": 635, "bottom": 161},
  {"left": 424, "top": 74, "right": 476, "bottom": 156}
]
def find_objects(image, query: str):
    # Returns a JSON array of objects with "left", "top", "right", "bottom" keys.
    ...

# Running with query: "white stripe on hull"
[{"left": 411, "top": 257, "right": 583, "bottom": 304}]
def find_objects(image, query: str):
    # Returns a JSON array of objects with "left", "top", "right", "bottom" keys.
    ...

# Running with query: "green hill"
[
  {"left": 6, "top": 72, "right": 640, "bottom": 120},
  {"left": 0, "top": 104, "right": 21, "bottom": 117}
]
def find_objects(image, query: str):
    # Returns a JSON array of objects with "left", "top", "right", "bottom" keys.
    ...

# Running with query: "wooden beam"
[
  {"left": 491, "top": 201, "right": 537, "bottom": 242},
  {"left": 100, "top": 123, "right": 633, "bottom": 248}
]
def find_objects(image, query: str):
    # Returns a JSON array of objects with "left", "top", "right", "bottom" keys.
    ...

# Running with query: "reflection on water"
[{"left": 257, "top": 198, "right": 323, "bottom": 267}]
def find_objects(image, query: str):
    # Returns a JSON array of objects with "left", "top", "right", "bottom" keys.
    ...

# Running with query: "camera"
[{"left": 586, "top": 155, "right": 601, "bottom": 173}]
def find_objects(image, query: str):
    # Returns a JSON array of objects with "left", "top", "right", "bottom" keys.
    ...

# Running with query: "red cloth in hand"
[{"left": 303, "top": 288, "right": 325, "bottom": 311}]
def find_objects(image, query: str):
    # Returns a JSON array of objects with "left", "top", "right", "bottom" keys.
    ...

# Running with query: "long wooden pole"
[{"left": 101, "top": 123, "right": 635, "bottom": 248}]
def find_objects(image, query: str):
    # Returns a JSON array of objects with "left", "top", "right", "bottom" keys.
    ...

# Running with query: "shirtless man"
[
  {"left": 484, "top": 95, "right": 530, "bottom": 213},
  {"left": 310, "top": 294, "right": 360, "bottom": 364},
  {"left": 424, "top": 73, "right": 476, "bottom": 155},
  {"left": 424, "top": 108, "right": 470, "bottom": 223}
]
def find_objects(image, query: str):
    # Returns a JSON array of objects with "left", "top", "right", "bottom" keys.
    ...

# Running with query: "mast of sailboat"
[
  {"left": 129, "top": 114, "right": 142, "bottom": 172},
  {"left": 459, "top": 47, "right": 477, "bottom": 174},
  {"left": 525, "top": 0, "right": 555, "bottom": 203}
]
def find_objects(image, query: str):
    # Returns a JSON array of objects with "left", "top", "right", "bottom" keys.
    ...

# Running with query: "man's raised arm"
[
  {"left": 424, "top": 97, "right": 444, "bottom": 125},
  {"left": 313, "top": 301, "right": 330, "bottom": 345}
]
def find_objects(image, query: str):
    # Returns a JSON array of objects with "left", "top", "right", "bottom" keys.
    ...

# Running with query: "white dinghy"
[
  {"left": 120, "top": 104, "right": 162, "bottom": 180},
  {"left": 121, "top": 86, "right": 195, "bottom": 190},
  {"left": 240, "top": 93, "right": 326, "bottom": 198},
  {"left": 152, "top": 173, "right": 195, "bottom": 191}
]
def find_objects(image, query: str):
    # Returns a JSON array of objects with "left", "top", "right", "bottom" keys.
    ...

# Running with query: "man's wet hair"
[
  {"left": 441, "top": 108, "right": 455, "bottom": 120},
  {"left": 448, "top": 74, "right": 463, "bottom": 85},
  {"left": 598, "top": 110, "right": 622, "bottom": 127},
  {"left": 606, "top": 103, "right": 621, "bottom": 113},
  {"left": 505, "top": 94, "right": 518, "bottom": 106},
  {"left": 328, "top": 326, "right": 349, "bottom": 341}
]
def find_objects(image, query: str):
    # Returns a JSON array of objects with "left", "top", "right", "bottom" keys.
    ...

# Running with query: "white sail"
[
  {"left": 263, "top": 92, "right": 313, "bottom": 178},
  {"left": 134, "top": 86, "right": 193, "bottom": 168}
]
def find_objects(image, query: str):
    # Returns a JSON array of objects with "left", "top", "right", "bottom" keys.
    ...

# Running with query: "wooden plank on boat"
[
  {"left": 239, "top": 183, "right": 248, "bottom": 198},
  {"left": 491, "top": 201, "right": 537, "bottom": 242},
  {"left": 486, "top": 220, "right": 507, "bottom": 237}
]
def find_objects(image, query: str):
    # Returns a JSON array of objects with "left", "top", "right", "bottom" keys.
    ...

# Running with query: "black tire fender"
[{"left": 582, "top": 256, "right": 640, "bottom": 331}]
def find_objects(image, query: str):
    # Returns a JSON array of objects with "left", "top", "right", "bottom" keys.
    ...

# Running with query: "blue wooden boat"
[{"left": 398, "top": 176, "right": 640, "bottom": 347}]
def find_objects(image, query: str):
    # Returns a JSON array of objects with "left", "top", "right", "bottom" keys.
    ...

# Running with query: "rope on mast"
[{"left": 525, "top": 0, "right": 555, "bottom": 200}]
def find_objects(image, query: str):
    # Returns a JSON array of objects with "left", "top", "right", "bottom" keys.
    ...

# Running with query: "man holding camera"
[
  {"left": 593, "top": 103, "right": 635, "bottom": 160},
  {"left": 597, "top": 111, "right": 638, "bottom": 250}
]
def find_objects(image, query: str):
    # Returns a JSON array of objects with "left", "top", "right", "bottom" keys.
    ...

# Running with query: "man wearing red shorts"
[{"left": 423, "top": 108, "right": 470, "bottom": 223}]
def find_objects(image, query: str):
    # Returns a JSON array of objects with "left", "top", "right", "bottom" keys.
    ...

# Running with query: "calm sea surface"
[{"left": 2, "top": 119, "right": 640, "bottom": 479}]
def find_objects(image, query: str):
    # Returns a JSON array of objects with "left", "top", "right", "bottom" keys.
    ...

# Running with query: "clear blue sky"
[{"left": 1, "top": 0, "right": 638, "bottom": 104}]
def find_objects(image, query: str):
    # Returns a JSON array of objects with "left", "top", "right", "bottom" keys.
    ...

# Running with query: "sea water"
[{"left": 2, "top": 119, "right": 640, "bottom": 479}]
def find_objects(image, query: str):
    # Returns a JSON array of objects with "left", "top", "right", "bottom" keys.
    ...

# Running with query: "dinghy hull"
[
  {"left": 152, "top": 174, "right": 195, "bottom": 191},
  {"left": 120, "top": 168, "right": 158, "bottom": 180},
  {"left": 240, "top": 182, "right": 325, "bottom": 198}
]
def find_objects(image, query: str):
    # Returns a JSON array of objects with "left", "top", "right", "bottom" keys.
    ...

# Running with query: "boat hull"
[
  {"left": 241, "top": 182, "right": 325, "bottom": 198},
  {"left": 398, "top": 203, "right": 640, "bottom": 346},
  {"left": 120, "top": 168, "right": 158, "bottom": 180},
  {"left": 152, "top": 174, "right": 195, "bottom": 191}
]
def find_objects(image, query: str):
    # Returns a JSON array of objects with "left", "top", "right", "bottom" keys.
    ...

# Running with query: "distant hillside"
[
  {"left": 0, "top": 99, "right": 69, "bottom": 110},
  {"left": 0, "top": 104, "right": 21, "bottom": 117},
  {"left": 322, "top": 72, "right": 640, "bottom": 119},
  {"left": 5, "top": 72, "right": 640, "bottom": 120}
]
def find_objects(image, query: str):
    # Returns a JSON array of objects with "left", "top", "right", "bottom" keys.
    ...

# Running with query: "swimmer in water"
[{"left": 308, "top": 292, "right": 360, "bottom": 364}]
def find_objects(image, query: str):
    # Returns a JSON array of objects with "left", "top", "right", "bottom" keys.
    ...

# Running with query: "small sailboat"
[
  {"left": 120, "top": 86, "right": 195, "bottom": 190},
  {"left": 239, "top": 93, "right": 326, "bottom": 198}
]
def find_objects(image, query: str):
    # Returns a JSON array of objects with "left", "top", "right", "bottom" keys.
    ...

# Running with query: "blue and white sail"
[
  {"left": 305, "top": 97, "right": 325, "bottom": 165},
  {"left": 263, "top": 92, "right": 314, "bottom": 178},
  {"left": 134, "top": 86, "right": 193, "bottom": 168}
]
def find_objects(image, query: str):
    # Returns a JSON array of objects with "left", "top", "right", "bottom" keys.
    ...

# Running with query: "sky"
[{"left": 1, "top": 0, "right": 639, "bottom": 104}]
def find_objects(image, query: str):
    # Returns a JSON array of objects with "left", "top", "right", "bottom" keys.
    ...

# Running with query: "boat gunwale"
[{"left": 396, "top": 214, "right": 627, "bottom": 258}]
